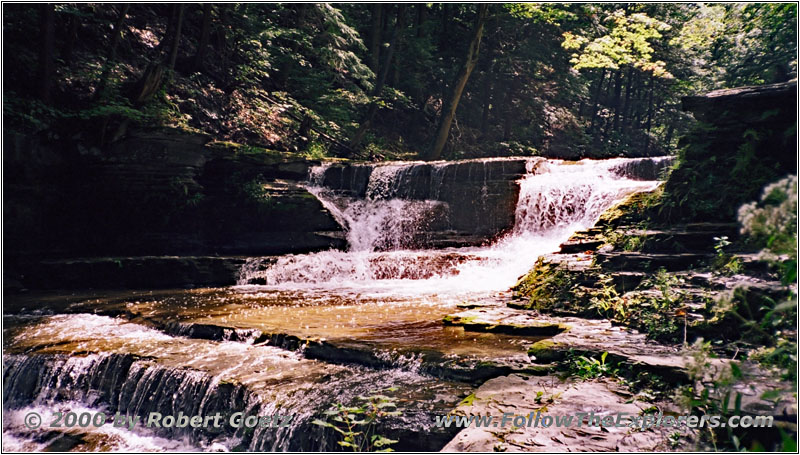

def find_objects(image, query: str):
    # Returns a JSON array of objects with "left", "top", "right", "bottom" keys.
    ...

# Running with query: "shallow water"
[{"left": 3, "top": 157, "right": 668, "bottom": 451}]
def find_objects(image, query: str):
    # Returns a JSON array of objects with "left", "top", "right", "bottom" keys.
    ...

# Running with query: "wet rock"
[
  {"left": 609, "top": 156, "right": 676, "bottom": 181},
  {"left": 558, "top": 238, "right": 604, "bottom": 254},
  {"left": 443, "top": 307, "right": 569, "bottom": 337},
  {"left": 318, "top": 158, "right": 546, "bottom": 247},
  {"left": 612, "top": 271, "right": 646, "bottom": 293}
]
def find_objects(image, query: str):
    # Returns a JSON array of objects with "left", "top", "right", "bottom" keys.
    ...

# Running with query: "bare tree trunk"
[
  {"left": 480, "top": 66, "right": 494, "bottom": 137},
  {"left": 427, "top": 4, "right": 488, "bottom": 160},
  {"left": 416, "top": 4, "right": 427, "bottom": 38},
  {"left": 193, "top": 4, "right": 212, "bottom": 71},
  {"left": 167, "top": 4, "right": 185, "bottom": 72},
  {"left": 391, "top": 7, "right": 406, "bottom": 87},
  {"left": 217, "top": 4, "right": 230, "bottom": 85},
  {"left": 38, "top": 4, "right": 55, "bottom": 104},
  {"left": 622, "top": 66, "right": 634, "bottom": 133},
  {"left": 96, "top": 4, "right": 131, "bottom": 98},
  {"left": 502, "top": 75, "right": 519, "bottom": 142},
  {"left": 349, "top": 5, "right": 407, "bottom": 149},
  {"left": 612, "top": 69, "right": 622, "bottom": 133},
  {"left": 589, "top": 69, "right": 606, "bottom": 134},
  {"left": 369, "top": 4, "right": 382, "bottom": 73},
  {"left": 63, "top": 11, "right": 80, "bottom": 66},
  {"left": 645, "top": 74, "right": 655, "bottom": 154}
]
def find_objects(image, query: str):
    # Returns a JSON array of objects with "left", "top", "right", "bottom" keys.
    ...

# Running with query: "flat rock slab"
[
  {"left": 596, "top": 252, "right": 712, "bottom": 272},
  {"left": 443, "top": 305, "right": 693, "bottom": 382},
  {"left": 444, "top": 306, "right": 570, "bottom": 337},
  {"left": 442, "top": 374, "right": 688, "bottom": 452},
  {"left": 528, "top": 317, "right": 694, "bottom": 382}
]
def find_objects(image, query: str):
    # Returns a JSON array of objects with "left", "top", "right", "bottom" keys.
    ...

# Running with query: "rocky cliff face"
[
  {"left": 317, "top": 158, "right": 546, "bottom": 247},
  {"left": 4, "top": 128, "right": 346, "bottom": 261},
  {"left": 662, "top": 81, "right": 796, "bottom": 221}
]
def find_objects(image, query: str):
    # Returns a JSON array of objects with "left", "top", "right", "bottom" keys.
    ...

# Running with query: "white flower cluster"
[{"left": 737, "top": 174, "right": 797, "bottom": 259}]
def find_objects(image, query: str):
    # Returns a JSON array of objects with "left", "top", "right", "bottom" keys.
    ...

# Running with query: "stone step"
[
  {"left": 443, "top": 307, "right": 570, "bottom": 337},
  {"left": 559, "top": 238, "right": 605, "bottom": 254},
  {"left": 596, "top": 252, "right": 712, "bottom": 272}
]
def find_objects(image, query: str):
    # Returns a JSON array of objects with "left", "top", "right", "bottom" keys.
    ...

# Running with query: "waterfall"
[
  {"left": 238, "top": 157, "right": 663, "bottom": 289},
  {"left": 4, "top": 156, "right": 671, "bottom": 452},
  {"left": 3, "top": 313, "right": 465, "bottom": 452}
]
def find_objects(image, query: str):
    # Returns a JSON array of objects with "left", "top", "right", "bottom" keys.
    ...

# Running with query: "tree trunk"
[
  {"left": 480, "top": 65, "right": 494, "bottom": 137},
  {"left": 37, "top": 4, "right": 55, "bottom": 104},
  {"left": 589, "top": 69, "right": 606, "bottom": 134},
  {"left": 622, "top": 66, "right": 634, "bottom": 133},
  {"left": 612, "top": 69, "right": 622, "bottom": 133},
  {"left": 109, "top": 4, "right": 131, "bottom": 61},
  {"left": 349, "top": 5, "right": 407, "bottom": 149},
  {"left": 276, "top": 5, "right": 308, "bottom": 87},
  {"left": 193, "top": 4, "right": 212, "bottom": 71},
  {"left": 427, "top": 4, "right": 489, "bottom": 160},
  {"left": 502, "top": 75, "right": 519, "bottom": 141},
  {"left": 216, "top": 4, "right": 229, "bottom": 85},
  {"left": 416, "top": 4, "right": 427, "bottom": 38},
  {"left": 391, "top": 7, "right": 406, "bottom": 87},
  {"left": 63, "top": 11, "right": 80, "bottom": 66},
  {"left": 167, "top": 4, "right": 185, "bottom": 72},
  {"left": 369, "top": 4, "right": 382, "bottom": 73},
  {"left": 96, "top": 4, "right": 131, "bottom": 98},
  {"left": 644, "top": 74, "right": 655, "bottom": 154}
]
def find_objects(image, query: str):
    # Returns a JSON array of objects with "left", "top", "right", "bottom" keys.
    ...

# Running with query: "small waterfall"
[
  {"left": 513, "top": 158, "right": 663, "bottom": 233},
  {"left": 238, "top": 157, "right": 664, "bottom": 289},
  {"left": 3, "top": 313, "right": 466, "bottom": 452}
]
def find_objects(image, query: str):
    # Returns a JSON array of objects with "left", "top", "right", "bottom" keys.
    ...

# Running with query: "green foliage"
[
  {"left": 569, "top": 351, "right": 618, "bottom": 380},
  {"left": 4, "top": 3, "right": 795, "bottom": 158},
  {"left": 512, "top": 258, "right": 579, "bottom": 312},
  {"left": 563, "top": 9, "right": 672, "bottom": 77},
  {"left": 313, "top": 390, "right": 401, "bottom": 452},
  {"left": 738, "top": 175, "right": 798, "bottom": 284},
  {"left": 588, "top": 274, "right": 629, "bottom": 320},
  {"left": 677, "top": 338, "right": 793, "bottom": 451},
  {"left": 711, "top": 236, "right": 743, "bottom": 275}
]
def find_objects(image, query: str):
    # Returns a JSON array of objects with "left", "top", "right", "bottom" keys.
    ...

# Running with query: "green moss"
[
  {"left": 442, "top": 315, "right": 477, "bottom": 325},
  {"left": 512, "top": 258, "right": 579, "bottom": 312},
  {"left": 596, "top": 188, "right": 663, "bottom": 229},
  {"left": 527, "top": 340, "right": 564, "bottom": 363},
  {"left": 528, "top": 339, "right": 564, "bottom": 362}
]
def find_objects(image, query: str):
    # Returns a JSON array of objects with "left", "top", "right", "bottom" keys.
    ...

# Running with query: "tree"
[
  {"left": 349, "top": 5, "right": 407, "bottom": 150},
  {"left": 427, "top": 4, "right": 489, "bottom": 160},
  {"left": 37, "top": 3, "right": 55, "bottom": 103},
  {"left": 193, "top": 4, "right": 213, "bottom": 71}
]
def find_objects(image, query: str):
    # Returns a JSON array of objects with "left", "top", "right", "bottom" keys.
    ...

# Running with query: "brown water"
[{"left": 2, "top": 157, "right": 669, "bottom": 451}]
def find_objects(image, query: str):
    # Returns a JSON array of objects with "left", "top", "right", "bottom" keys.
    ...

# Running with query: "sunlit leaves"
[
  {"left": 562, "top": 9, "right": 673, "bottom": 78},
  {"left": 506, "top": 3, "right": 577, "bottom": 25}
]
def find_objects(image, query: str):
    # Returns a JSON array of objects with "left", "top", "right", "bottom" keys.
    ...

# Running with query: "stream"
[{"left": 3, "top": 157, "right": 669, "bottom": 451}]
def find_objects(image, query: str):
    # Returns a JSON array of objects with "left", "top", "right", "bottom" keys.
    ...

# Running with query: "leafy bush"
[
  {"left": 313, "top": 391, "right": 401, "bottom": 452},
  {"left": 737, "top": 174, "right": 797, "bottom": 284}
]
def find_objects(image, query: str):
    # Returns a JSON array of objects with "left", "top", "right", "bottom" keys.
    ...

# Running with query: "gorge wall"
[{"left": 661, "top": 80, "right": 796, "bottom": 222}]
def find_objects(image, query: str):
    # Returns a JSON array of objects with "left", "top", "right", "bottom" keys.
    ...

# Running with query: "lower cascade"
[{"left": 4, "top": 156, "right": 669, "bottom": 451}]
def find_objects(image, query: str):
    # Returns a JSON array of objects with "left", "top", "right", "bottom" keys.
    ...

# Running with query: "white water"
[{"left": 239, "top": 158, "right": 662, "bottom": 295}]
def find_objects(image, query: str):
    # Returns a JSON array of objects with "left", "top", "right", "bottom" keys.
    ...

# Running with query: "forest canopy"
[{"left": 3, "top": 3, "right": 797, "bottom": 160}]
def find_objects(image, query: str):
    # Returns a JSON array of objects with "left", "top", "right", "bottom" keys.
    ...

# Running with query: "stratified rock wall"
[
  {"left": 319, "top": 158, "right": 545, "bottom": 246},
  {"left": 663, "top": 81, "right": 796, "bottom": 221}
]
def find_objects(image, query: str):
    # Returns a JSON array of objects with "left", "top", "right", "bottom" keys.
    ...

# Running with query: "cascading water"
[
  {"left": 239, "top": 157, "right": 663, "bottom": 292},
  {"left": 4, "top": 156, "right": 670, "bottom": 452}
]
